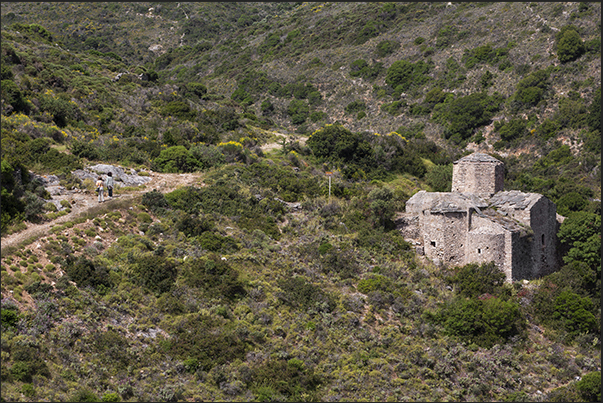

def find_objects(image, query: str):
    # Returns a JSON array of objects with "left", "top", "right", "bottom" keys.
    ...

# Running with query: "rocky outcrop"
[{"left": 73, "top": 164, "right": 153, "bottom": 188}]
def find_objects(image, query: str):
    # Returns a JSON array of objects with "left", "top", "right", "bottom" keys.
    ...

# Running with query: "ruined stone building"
[{"left": 396, "top": 153, "right": 563, "bottom": 282}]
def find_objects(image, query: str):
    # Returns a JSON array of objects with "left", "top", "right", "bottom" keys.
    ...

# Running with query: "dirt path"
[
  {"left": 0, "top": 135, "right": 295, "bottom": 254},
  {"left": 1, "top": 171, "right": 204, "bottom": 254},
  {"left": 260, "top": 132, "right": 306, "bottom": 153}
]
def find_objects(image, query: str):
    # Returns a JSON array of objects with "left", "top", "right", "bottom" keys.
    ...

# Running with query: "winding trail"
[
  {"left": 1, "top": 172, "right": 204, "bottom": 254},
  {"left": 1, "top": 135, "right": 298, "bottom": 254}
]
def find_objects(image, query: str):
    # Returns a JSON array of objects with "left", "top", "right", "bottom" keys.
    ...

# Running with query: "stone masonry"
[{"left": 396, "top": 152, "right": 563, "bottom": 282}]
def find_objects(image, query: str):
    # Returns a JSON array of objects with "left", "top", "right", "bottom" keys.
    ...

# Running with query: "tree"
[
  {"left": 368, "top": 187, "right": 395, "bottom": 229},
  {"left": 552, "top": 290, "right": 598, "bottom": 337},
  {"left": 425, "top": 163, "right": 452, "bottom": 192},
  {"left": 439, "top": 92, "right": 502, "bottom": 144},
  {"left": 557, "top": 25, "right": 585, "bottom": 63}
]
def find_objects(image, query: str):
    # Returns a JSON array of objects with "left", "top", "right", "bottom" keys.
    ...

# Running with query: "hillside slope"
[{"left": 1, "top": 2, "right": 601, "bottom": 402}]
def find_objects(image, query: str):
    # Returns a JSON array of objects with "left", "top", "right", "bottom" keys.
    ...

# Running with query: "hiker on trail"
[
  {"left": 96, "top": 176, "right": 104, "bottom": 203},
  {"left": 106, "top": 172, "right": 114, "bottom": 198}
]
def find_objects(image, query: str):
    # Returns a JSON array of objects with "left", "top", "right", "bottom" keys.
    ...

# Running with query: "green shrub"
[
  {"left": 160, "top": 101, "right": 196, "bottom": 120},
  {"left": 497, "top": 118, "right": 528, "bottom": 142},
  {"left": 69, "top": 388, "right": 99, "bottom": 402},
  {"left": 142, "top": 190, "right": 170, "bottom": 213},
  {"left": 1, "top": 305, "right": 19, "bottom": 329},
  {"left": 137, "top": 212, "right": 152, "bottom": 223},
  {"left": 153, "top": 145, "right": 199, "bottom": 173},
  {"left": 130, "top": 254, "right": 177, "bottom": 294},
  {"left": 183, "top": 255, "right": 245, "bottom": 300},
  {"left": 164, "top": 313, "right": 247, "bottom": 372},
  {"left": 344, "top": 100, "right": 366, "bottom": 115},
  {"left": 552, "top": 290, "right": 598, "bottom": 337},
  {"left": 198, "top": 231, "right": 239, "bottom": 253},
  {"left": 427, "top": 295, "right": 525, "bottom": 348},
  {"left": 575, "top": 371, "right": 601, "bottom": 401},
  {"left": 556, "top": 25, "right": 586, "bottom": 63},
  {"left": 425, "top": 163, "right": 452, "bottom": 192},
  {"left": 448, "top": 262, "right": 506, "bottom": 298},
  {"left": 278, "top": 276, "right": 335, "bottom": 313},
  {"left": 376, "top": 39, "right": 400, "bottom": 57},
  {"left": 21, "top": 383, "right": 36, "bottom": 398},
  {"left": 435, "top": 92, "right": 503, "bottom": 144},
  {"left": 64, "top": 256, "right": 112, "bottom": 291},
  {"left": 249, "top": 358, "right": 323, "bottom": 401},
  {"left": 101, "top": 392, "right": 121, "bottom": 402},
  {"left": 385, "top": 59, "right": 430, "bottom": 93}
]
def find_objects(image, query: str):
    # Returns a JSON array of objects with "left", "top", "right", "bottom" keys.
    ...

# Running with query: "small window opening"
[
  {"left": 478, "top": 248, "right": 482, "bottom": 254},
  {"left": 430, "top": 241, "right": 436, "bottom": 247},
  {"left": 541, "top": 234, "right": 545, "bottom": 248}
]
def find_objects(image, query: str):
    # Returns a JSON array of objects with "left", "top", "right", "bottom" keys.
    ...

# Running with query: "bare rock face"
[{"left": 73, "top": 164, "right": 153, "bottom": 188}]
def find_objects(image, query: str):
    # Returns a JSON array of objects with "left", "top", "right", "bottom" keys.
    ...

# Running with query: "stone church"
[{"left": 396, "top": 153, "right": 563, "bottom": 282}]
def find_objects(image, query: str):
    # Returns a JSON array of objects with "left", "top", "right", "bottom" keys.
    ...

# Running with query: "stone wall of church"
[{"left": 452, "top": 160, "right": 504, "bottom": 197}]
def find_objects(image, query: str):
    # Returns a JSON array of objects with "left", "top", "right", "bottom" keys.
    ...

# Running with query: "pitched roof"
[{"left": 454, "top": 152, "right": 502, "bottom": 164}]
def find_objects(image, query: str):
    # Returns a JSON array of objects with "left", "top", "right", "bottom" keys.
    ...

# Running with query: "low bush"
[
  {"left": 182, "top": 255, "right": 246, "bottom": 301},
  {"left": 278, "top": 276, "right": 336, "bottom": 313},
  {"left": 164, "top": 313, "right": 248, "bottom": 372},
  {"left": 64, "top": 256, "right": 112, "bottom": 291},
  {"left": 129, "top": 254, "right": 177, "bottom": 295}
]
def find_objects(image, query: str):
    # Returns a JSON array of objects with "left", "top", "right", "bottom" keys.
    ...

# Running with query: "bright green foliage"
[
  {"left": 357, "top": 274, "right": 405, "bottom": 297},
  {"left": 101, "top": 392, "right": 121, "bottom": 402},
  {"left": 513, "top": 69, "right": 550, "bottom": 108},
  {"left": 448, "top": 262, "right": 506, "bottom": 299},
  {"left": 558, "top": 211, "right": 601, "bottom": 274},
  {"left": 385, "top": 60, "right": 430, "bottom": 93},
  {"left": 435, "top": 92, "right": 503, "bottom": 144},
  {"left": 153, "top": 145, "right": 200, "bottom": 173},
  {"left": 428, "top": 295, "right": 525, "bottom": 348},
  {"left": 552, "top": 290, "right": 598, "bottom": 337},
  {"left": 575, "top": 371, "right": 601, "bottom": 402},
  {"left": 557, "top": 25, "right": 586, "bottom": 63},
  {"left": 425, "top": 163, "right": 452, "bottom": 192}
]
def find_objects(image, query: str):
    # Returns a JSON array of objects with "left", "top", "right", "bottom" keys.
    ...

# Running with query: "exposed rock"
[{"left": 73, "top": 164, "right": 153, "bottom": 188}]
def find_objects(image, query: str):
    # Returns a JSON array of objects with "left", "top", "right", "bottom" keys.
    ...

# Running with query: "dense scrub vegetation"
[{"left": 1, "top": 2, "right": 600, "bottom": 402}]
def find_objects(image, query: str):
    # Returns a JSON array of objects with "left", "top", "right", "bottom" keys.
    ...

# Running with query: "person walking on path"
[
  {"left": 106, "top": 172, "right": 114, "bottom": 198},
  {"left": 96, "top": 176, "right": 105, "bottom": 203}
]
